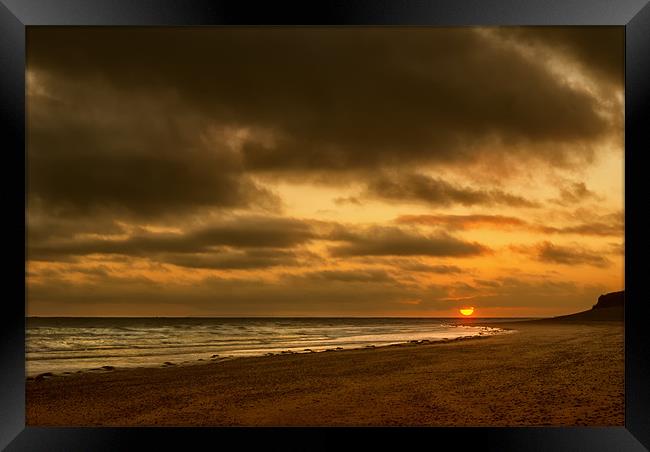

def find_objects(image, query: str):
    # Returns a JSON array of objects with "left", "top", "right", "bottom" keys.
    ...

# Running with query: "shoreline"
[
  {"left": 27, "top": 326, "right": 510, "bottom": 380},
  {"left": 26, "top": 321, "right": 509, "bottom": 379},
  {"left": 27, "top": 319, "right": 623, "bottom": 426}
]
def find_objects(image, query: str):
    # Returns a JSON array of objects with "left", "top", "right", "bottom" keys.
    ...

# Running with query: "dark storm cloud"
[
  {"left": 396, "top": 214, "right": 528, "bottom": 229},
  {"left": 537, "top": 222, "right": 623, "bottom": 237},
  {"left": 328, "top": 226, "right": 488, "bottom": 257},
  {"left": 397, "top": 213, "right": 623, "bottom": 237},
  {"left": 366, "top": 173, "right": 539, "bottom": 208},
  {"left": 397, "top": 262, "right": 464, "bottom": 274},
  {"left": 608, "top": 242, "right": 625, "bottom": 255},
  {"left": 27, "top": 82, "right": 279, "bottom": 219},
  {"left": 28, "top": 27, "right": 617, "bottom": 188},
  {"left": 29, "top": 264, "right": 119, "bottom": 279},
  {"left": 27, "top": 211, "right": 128, "bottom": 243},
  {"left": 333, "top": 196, "right": 362, "bottom": 206},
  {"left": 473, "top": 279, "right": 503, "bottom": 288},
  {"left": 288, "top": 269, "right": 397, "bottom": 284},
  {"left": 527, "top": 242, "right": 611, "bottom": 268},
  {"left": 29, "top": 216, "right": 316, "bottom": 261},
  {"left": 161, "top": 249, "right": 306, "bottom": 270},
  {"left": 189, "top": 217, "right": 316, "bottom": 248},
  {"left": 499, "top": 26, "right": 624, "bottom": 86},
  {"left": 548, "top": 182, "right": 602, "bottom": 208}
]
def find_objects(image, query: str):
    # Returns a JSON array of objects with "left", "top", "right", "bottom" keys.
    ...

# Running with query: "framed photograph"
[{"left": 2, "top": 0, "right": 649, "bottom": 450}]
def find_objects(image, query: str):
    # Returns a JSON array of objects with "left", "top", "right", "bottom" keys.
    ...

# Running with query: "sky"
[{"left": 26, "top": 27, "right": 624, "bottom": 317}]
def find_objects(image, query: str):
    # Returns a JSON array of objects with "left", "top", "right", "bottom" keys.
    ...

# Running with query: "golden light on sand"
[{"left": 459, "top": 307, "right": 475, "bottom": 316}]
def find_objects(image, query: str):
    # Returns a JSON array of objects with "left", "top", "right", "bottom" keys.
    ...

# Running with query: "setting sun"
[{"left": 459, "top": 307, "right": 475, "bottom": 316}]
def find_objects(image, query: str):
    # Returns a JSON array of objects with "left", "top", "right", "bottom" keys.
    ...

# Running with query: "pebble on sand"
[{"left": 35, "top": 372, "right": 54, "bottom": 380}]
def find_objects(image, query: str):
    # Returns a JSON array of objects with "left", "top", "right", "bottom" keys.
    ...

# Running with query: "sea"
[{"left": 25, "top": 317, "right": 524, "bottom": 377}]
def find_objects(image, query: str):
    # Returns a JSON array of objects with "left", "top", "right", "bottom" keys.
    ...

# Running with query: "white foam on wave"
[{"left": 26, "top": 318, "right": 508, "bottom": 376}]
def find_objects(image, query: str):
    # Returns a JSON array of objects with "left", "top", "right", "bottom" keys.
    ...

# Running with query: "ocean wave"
[{"left": 26, "top": 318, "right": 502, "bottom": 375}]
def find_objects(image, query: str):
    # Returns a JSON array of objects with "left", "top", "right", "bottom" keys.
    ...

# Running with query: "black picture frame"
[{"left": 2, "top": 1, "right": 649, "bottom": 450}]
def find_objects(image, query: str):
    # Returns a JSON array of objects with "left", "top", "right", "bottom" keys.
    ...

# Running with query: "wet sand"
[{"left": 26, "top": 320, "right": 624, "bottom": 426}]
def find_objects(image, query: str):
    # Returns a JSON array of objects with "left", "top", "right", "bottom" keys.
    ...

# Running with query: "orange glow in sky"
[{"left": 25, "top": 27, "right": 624, "bottom": 318}]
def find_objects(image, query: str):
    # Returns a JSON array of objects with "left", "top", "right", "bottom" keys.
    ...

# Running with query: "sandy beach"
[{"left": 26, "top": 320, "right": 624, "bottom": 426}]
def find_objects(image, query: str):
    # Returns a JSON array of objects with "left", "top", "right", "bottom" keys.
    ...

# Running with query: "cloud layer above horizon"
[{"left": 26, "top": 27, "right": 624, "bottom": 317}]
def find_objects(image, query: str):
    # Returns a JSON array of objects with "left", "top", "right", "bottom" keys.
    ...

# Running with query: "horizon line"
[{"left": 26, "top": 315, "right": 546, "bottom": 319}]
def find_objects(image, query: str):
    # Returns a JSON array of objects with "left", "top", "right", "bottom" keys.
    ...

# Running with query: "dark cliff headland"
[{"left": 548, "top": 290, "right": 624, "bottom": 322}]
